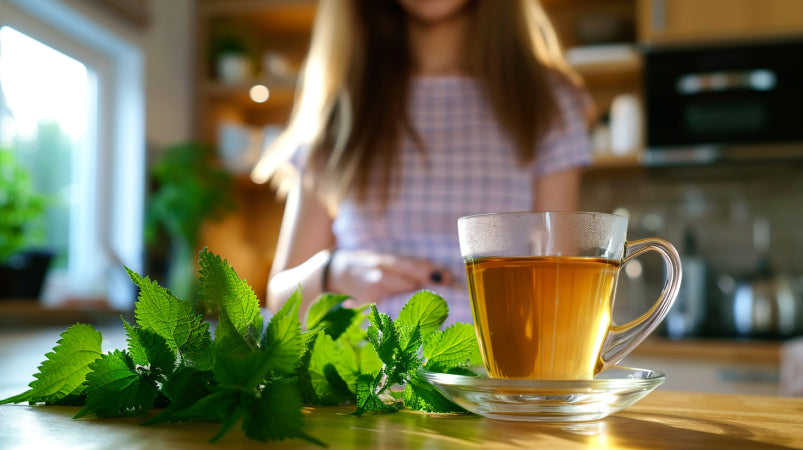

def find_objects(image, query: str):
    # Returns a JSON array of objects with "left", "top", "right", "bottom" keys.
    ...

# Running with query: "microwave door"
[{"left": 644, "top": 40, "right": 803, "bottom": 165}]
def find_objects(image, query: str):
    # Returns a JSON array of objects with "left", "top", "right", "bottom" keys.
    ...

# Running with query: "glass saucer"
[{"left": 418, "top": 366, "right": 664, "bottom": 422}]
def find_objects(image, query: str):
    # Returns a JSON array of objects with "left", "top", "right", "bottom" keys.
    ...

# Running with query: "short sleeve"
[
  {"left": 287, "top": 144, "right": 310, "bottom": 173},
  {"left": 532, "top": 73, "right": 593, "bottom": 178}
]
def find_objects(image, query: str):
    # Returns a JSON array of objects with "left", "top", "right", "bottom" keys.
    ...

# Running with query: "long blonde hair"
[{"left": 251, "top": 0, "right": 586, "bottom": 209}]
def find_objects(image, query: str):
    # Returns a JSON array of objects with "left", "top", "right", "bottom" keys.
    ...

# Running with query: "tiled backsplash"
[
  {"left": 581, "top": 162, "right": 803, "bottom": 338},
  {"left": 581, "top": 163, "right": 803, "bottom": 277}
]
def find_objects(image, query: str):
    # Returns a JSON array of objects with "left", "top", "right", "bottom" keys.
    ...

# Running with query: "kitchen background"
[{"left": 1, "top": 0, "right": 802, "bottom": 395}]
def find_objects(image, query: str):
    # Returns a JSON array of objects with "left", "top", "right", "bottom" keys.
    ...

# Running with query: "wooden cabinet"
[
  {"left": 637, "top": 0, "right": 803, "bottom": 44},
  {"left": 541, "top": 0, "right": 645, "bottom": 169},
  {"left": 194, "top": 0, "right": 316, "bottom": 303},
  {"left": 194, "top": 0, "right": 314, "bottom": 145}
]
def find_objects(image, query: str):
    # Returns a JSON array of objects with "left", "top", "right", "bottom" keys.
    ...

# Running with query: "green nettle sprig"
[{"left": 0, "top": 249, "right": 480, "bottom": 445}]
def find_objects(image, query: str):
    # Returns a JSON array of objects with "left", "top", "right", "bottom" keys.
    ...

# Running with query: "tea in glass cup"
[{"left": 458, "top": 212, "right": 681, "bottom": 380}]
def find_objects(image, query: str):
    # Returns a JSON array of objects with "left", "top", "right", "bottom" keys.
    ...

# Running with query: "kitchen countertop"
[
  {"left": 1, "top": 392, "right": 802, "bottom": 449},
  {"left": 632, "top": 336, "right": 782, "bottom": 365}
]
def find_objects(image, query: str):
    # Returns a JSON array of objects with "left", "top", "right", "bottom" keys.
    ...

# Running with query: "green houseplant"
[
  {"left": 0, "top": 148, "right": 49, "bottom": 299},
  {"left": 145, "top": 141, "right": 234, "bottom": 303},
  {"left": 210, "top": 22, "right": 257, "bottom": 83}
]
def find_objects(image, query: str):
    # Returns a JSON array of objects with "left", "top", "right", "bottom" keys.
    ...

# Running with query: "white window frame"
[{"left": 0, "top": 0, "right": 145, "bottom": 309}]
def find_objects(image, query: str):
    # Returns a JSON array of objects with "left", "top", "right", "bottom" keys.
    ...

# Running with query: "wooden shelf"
[
  {"left": 592, "top": 151, "right": 642, "bottom": 168},
  {"left": 200, "top": 78, "right": 296, "bottom": 108},
  {"left": 199, "top": 0, "right": 316, "bottom": 33},
  {"left": 568, "top": 44, "right": 641, "bottom": 77}
]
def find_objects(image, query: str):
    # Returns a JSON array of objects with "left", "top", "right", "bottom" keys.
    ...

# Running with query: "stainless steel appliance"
[{"left": 643, "top": 38, "right": 803, "bottom": 165}]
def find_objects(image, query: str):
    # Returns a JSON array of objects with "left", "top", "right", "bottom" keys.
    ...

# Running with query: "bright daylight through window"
[
  {"left": 0, "top": 0, "right": 145, "bottom": 310},
  {"left": 0, "top": 26, "right": 88, "bottom": 302}
]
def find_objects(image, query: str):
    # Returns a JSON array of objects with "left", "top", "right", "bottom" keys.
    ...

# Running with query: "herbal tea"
[{"left": 466, "top": 256, "right": 620, "bottom": 380}]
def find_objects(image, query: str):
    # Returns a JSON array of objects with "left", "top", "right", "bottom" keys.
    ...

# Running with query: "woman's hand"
[{"left": 327, "top": 249, "right": 451, "bottom": 305}]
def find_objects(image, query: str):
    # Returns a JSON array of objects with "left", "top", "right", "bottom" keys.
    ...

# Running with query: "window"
[
  {"left": 0, "top": 25, "right": 88, "bottom": 294},
  {"left": 0, "top": 0, "right": 145, "bottom": 309}
]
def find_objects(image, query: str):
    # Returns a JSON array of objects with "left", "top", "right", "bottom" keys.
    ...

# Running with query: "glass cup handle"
[{"left": 598, "top": 238, "right": 682, "bottom": 373}]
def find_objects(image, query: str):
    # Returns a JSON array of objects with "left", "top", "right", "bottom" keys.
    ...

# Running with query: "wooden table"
[
  {"left": 1, "top": 391, "right": 802, "bottom": 449},
  {"left": 2, "top": 326, "right": 802, "bottom": 449}
]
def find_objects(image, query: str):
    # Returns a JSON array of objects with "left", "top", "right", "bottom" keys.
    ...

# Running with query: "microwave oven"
[{"left": 643, "top": 38, "right": 803, "bottom": 165}]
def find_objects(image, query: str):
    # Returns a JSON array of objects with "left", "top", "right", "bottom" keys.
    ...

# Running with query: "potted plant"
[
  {"left": 145, "top": 141, "right": 234, "bottom": 304},
  {"left": 210, "top": 23, "right": 257, "bottom": 84},
  {"left": 0, "top": 148, "right": 50, "bottom": 300}
]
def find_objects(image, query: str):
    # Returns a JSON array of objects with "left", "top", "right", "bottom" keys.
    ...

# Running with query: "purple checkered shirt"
[{"left": 300, "top": 74, "right": 591, "bottom": 325}]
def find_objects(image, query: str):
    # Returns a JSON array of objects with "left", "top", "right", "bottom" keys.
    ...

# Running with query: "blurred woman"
[{"left": 254, "top": 0, "right": 594, "bottom": 323}]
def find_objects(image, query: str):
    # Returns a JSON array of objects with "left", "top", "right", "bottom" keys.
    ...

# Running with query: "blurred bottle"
[
  {"left": 609, "top": 94, "right": 642, "bottom": 156},
  {"left": 666, "top": 228, "right": 707, "bottom": 339}
]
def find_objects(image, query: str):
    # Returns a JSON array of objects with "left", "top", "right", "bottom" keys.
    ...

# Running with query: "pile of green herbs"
[{"left": 0, "top": 249, "right": 480, "bottom": 445}]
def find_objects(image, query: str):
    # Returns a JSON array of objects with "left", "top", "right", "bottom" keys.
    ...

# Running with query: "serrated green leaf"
[
  {"left": 166, "top": 389, "right": 244, "bottom": 443},
  {"left": 0, "top": 323, "right": 102, "bottom": 405},
  {"left": 48, "top": 392, "right": 87, "bottom": 406},
  {"left": 295, "top": 327, "right": 325, "bottom": 404},
  {"left": 366, "top": 305, "right": 398, "bottom": 367},
  {"left": 260, "top": 289, "right": 303, "bottom": 376},
  {"left": 309, "top": 334, "right": 357, "bottom": 402},
  {"left": 395, "top": 325, "right": 423, "bottom": 379},
  {"left": 242, "top": 379, "right": 324, "bottom": 446},
  {"left": 123, "top": 319, "right": 176, "bottom": 374},
  {"left": 214, "top": 348, "right": 266, "bottom": 389},
  {"left": 395, "top": 290, "right": 449, "bottom": 336},
  {"left": 422, "top": 323, "right": 478, "bottom": 368},
  {"left": 215, "top": 306, "right": 254, "bottom": 356},
  {"left": 198, "top": 248, "right": 263, "bottom": 338},
  {"left": 403, "top": 372, "right": 465, "bottom": 413},
  {"left": 358, "top": 343, "right": 383, "bottom": 378},
  {"left": 337, "top": 307, "right": 369, "bottom": 349},
  {"left": 305, "top": 293, "right": 351, "bottom": 330},
  {"left": 213, "top": 309, "right": 269, "bottom": 390},
  {"left": 165, "top": 389, "right": 235, "bottom": 425},
  {"left": 74, "top": 350, "right": 158, "bottom": 418},
  {"left": 127, "top": 267, "right": 212, "bottom": 366},
  {"left": 354, "top": 373, "right": 400, "bottom": 415},
  {"left": 143, "top": 366, "right": 214, "bottom": 425}
]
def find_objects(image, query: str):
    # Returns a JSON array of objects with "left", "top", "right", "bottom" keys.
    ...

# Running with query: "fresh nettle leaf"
[
  {"left": 295, "top": 326, "right": 326, "bottom": 404},
  {"left": 308, "top": 333, "right": 357, "bottom": 404},
  {"left": 74, "top": 350, "right": 159, "bottom": 418},
  {"left": 358, "top": 343, "right": 383, "bottom": 378},
  {"left": 396, "top": 291, "right": 450, "bottom": 335},
  {"left": 403, "top": 371, "right": 466, "bottom": 413},
  {"left": 423, "top": 323, "right": 481, "bottom": 370},
  {"left": 355, "top": 374, "right": 400, "bottom": 414},
  {"left": 366, "top": 305, "right": 401, "bottom": 369},
  {"left": 4, "top": 249, "right": 481, "bottom": 446},
  {"left": 355, "top": 305, "right": 413, "bottom": 415},
  {"left": 260, "top": 288, "right": 303, "bottom": 376},
  {"left": 142, "top": 365, "right": 214, "bottom": 425},
  {"left": 241, "top": 379, "right": 324, "bottom": 445},
  {"left": 126, "top": 268, "right": 212, "bottom": 368},
  {"left": 123, "top": 319, "right": 176, "bottom": 375},
  {"left": 198, "top": 248, "right": 263, "bottom": 338},
  {"left": 305, "top": 293, "right": 355, "bottom": 340},
  {"left": 0, "top": 324, "right": 102, "bottom": 405},
  {"left": 354, "top": 291, "right": 479, "bottom": 415}
]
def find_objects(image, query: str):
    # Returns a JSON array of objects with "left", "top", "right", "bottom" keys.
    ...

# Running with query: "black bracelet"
[{"left": 321, "top": 249, "right": 335, "bottom": 292}]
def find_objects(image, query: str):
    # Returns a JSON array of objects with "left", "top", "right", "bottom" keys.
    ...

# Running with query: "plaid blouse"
[{"left": 300, "top": 75, "right": 591, "bottom": 324}]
